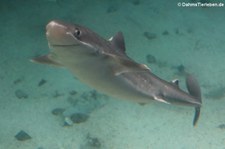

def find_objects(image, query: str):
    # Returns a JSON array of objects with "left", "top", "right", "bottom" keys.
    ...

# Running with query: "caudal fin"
[
  {"left": 186, "top": 74, "right": 202, "bottom": 126},
  {"left": 193, "top": 107, "right": 201, "bottom": 126}
]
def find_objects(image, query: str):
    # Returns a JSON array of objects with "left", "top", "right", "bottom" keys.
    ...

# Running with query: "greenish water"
[{"left": 1, "top": 0, "right": 225, "bottom": 148}]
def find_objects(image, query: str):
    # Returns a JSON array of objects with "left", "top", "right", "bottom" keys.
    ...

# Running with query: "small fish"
[{"left": 31, "top": 20, "right": 202, "bottom": 126}]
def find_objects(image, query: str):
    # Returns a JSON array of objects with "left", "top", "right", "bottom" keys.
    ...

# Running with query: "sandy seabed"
[{"left": 1, "top": 0, "right": 225, "bottom": 148}]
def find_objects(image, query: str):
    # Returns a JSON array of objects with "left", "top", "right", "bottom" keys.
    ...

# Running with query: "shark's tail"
[{"left": 186, "top": 74, "right": 202, "bottom": 126}]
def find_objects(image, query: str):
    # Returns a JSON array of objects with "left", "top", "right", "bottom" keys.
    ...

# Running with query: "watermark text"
[{"left": 177, "top": 2, "right": 224, "bottom": 7}]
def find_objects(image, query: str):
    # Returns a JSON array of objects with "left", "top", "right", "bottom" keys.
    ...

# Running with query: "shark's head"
[
  {"left": 46, "top": 20, "right": 103, "bottom": 50},
  {"left": 46, "top": 20, "right": 86, "bottom": 47},
  {"left": 32, "top": 20, "right": 118, "bottom": 71},
  {"left": 45, "top": 20, "right": 106, "bottom": 64}
]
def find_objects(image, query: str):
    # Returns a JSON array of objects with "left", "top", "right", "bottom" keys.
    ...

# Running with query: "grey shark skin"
[{"left": 32, "top": 20, "right": 202, "bottom": 126}]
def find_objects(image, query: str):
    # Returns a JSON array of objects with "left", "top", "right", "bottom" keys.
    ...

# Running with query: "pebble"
[
  {"left": 70, "top": 113, "right": 89, "bottom": 124},
  {"left": 86, "top": 134, "right": 101, "bottom": 148},
  {"left": 38, "top": 79, "right": 47, "bottom": 87},
  {"left": 106, "top": 6, "right": 118, "bottom": 13},
  {"left": 162, "top": 30, "right": 169, "bottom": 35},
  {"left": 218, "top": 124, "right": 225, "bottom": 129},
  {"left": 13, "top": 78, "right": 23, "bottom": 85},
  {"left": 177, "top": 64, "right": 185, "bottom": 73},
  {"left": 143, "top": 32, "right": 157, "bottom": 40},
  {"left": 51, "top": 108, "right": 65, "bottom": 116},
  {"left": 15, "top": 89, "right": 28, "bottom": 99},
  {"left": 15, "top": 130, "right": 31, "bottom": 141},
  {"left": 146, "top": 54, "right": 157, "bottom": 63},
  {"left": 64, "top": 117, "right": 73, "bottom": 126},
  {"left": 52, "top": 90, "right": 64, "bottom": 98},
  {"left": 69, "top": 90, "right": 77, "bottom": 96},
  {"left": 132, "top": 0, "right": 140, "bottom": 5}
]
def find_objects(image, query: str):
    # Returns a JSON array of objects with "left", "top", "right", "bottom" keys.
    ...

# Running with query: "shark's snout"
[
  {"left": 46, "top": 20, "right": 78, "bottom": 46},
  {"left": 46, "top": 21, "right": 59, "bottom": 33}
]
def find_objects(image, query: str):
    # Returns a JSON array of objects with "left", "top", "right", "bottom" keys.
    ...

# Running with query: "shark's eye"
[{"left": 73, "top": 28, "right": 81, "bottom": 38}]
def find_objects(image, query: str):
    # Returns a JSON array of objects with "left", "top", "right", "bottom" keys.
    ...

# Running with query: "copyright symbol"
[{"left": 177, "top": 2, "right": 181, "bottom": 7}]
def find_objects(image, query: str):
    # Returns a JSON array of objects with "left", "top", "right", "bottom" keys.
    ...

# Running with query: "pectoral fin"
[{"left": 31, "top": 55, "right": 63, "bottom": 67}]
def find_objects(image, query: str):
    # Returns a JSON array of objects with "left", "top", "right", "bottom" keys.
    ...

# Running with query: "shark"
[{"left": 32, "top": 20, "right": 202, "bottom": 126}]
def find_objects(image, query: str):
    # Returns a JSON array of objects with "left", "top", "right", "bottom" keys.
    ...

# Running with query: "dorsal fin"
[{"left": 109, "top": 32, "right": 126, "bottom": 53}]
